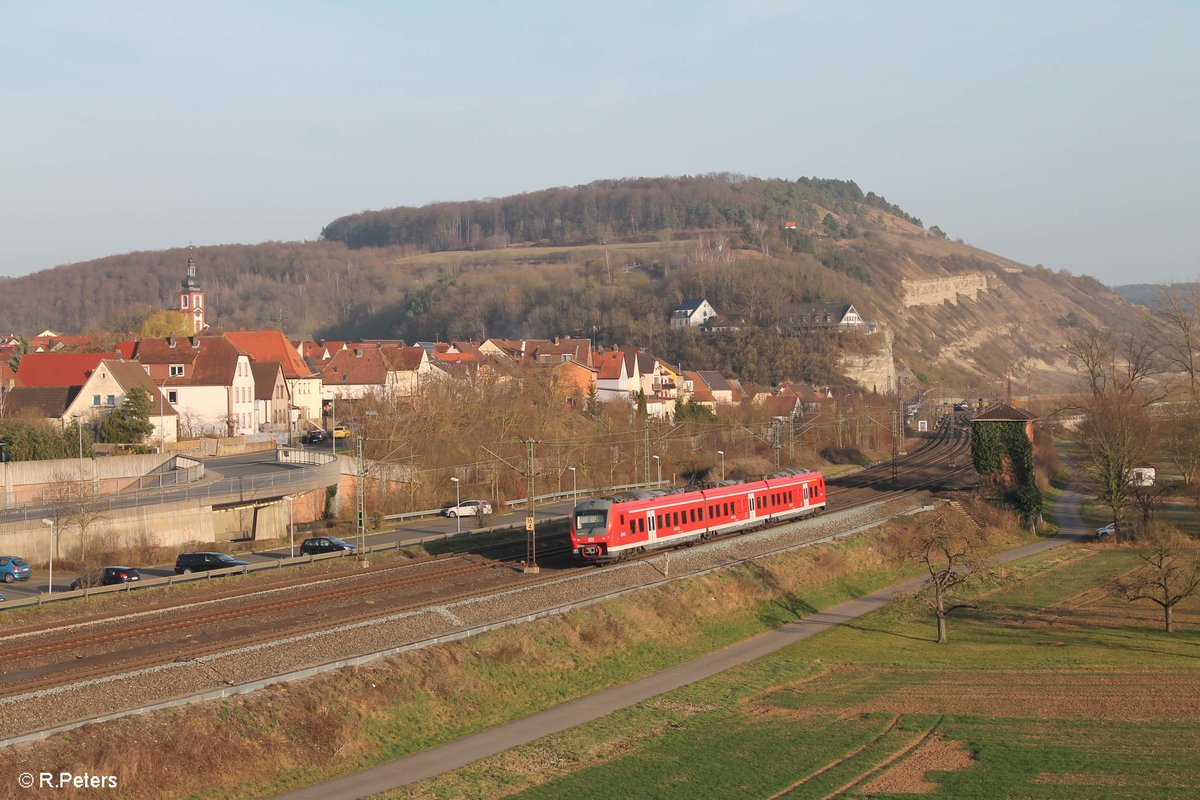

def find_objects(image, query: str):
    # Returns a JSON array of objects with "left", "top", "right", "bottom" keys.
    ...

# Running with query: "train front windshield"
[{"left": 574, "top": 509, "right": 607, "bottom": 532}]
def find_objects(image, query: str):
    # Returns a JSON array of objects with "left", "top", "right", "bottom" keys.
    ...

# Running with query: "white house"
[{"left": 669, "top": 298, "right": 718, "bottom": 329}]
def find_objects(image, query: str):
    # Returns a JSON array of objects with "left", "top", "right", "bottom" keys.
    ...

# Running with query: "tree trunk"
[
  {"left": 1165, "top": 603, "right": 1174, "bottom": 634},
  {"left": 936, "top": 612, "right": 947, "bottom": 644}
]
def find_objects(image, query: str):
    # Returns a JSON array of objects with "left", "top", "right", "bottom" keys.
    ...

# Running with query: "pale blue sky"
[{"left": 2, "top": 1, "right": 1196, "bottom": 285}]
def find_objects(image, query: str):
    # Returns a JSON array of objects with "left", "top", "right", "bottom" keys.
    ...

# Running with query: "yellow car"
[{"left": 332, "top": 424, "right": 351, "bottom": 439}]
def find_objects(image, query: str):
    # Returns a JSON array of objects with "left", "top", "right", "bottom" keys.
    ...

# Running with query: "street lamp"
[
  {"left": 568, "top": 466, "right": 577, "bottom": 506},
  {"left": 74, "top": 415, "right": 84, "bottom": 483},
  {"left": 717, "top": 450, "right": 725, "bottom": 482},
  {"left": 283, "top": 494, "right": 295, "bottom": 557},
  {"left": 450, "top": 476, "right": 460, "bottom": 533},
  {"left": 40, "top": 518, "right": 54, "bottom": 596},
  {"left": 652, "top": 455, "right": 661, "bottom": 487},
  {"left": 158, "top": 377, "right": 170, "bottom": 453}
]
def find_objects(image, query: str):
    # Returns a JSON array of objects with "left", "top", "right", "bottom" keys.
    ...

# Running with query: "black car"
[
  {"left": 299, "top": 536, "right": 357, "bottom": 555},
  {"left": 70, "top": 566, "right": 142, "bottom": 590},
  {"left": 174, "top": 552, "right": 251, "bottom": 574},
  {"left": 300, "top": 430, "right": 330, "bottom": 445}
]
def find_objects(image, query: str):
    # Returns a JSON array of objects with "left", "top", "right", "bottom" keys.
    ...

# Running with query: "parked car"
[
  {"left": 332, "top": 424, "right": 351, "bottom": 439},
  {"left": 70, "top": 566, "right": 142, "bottom": 590},
  {"left": 300, "top": 429, "right": 330, "bottom": 445},
  {"left": 1095, "top": 522, "right": 1123, "bottom": 539},
  {"left": 299, "top": 536, "right": 357, "bottom": 555},
  {"left": 174, "top": 552, "right": 250, "bottom": 574},
  {"left": 441, "top": 499, "right": 492, "bottom": 518},
  {"left": 0, "top": 556, "right": 31, "bottom": 583}
]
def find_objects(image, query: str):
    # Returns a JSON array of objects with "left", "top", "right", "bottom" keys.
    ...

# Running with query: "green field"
[{"left": 395, "top": 545, "right": 1200, "bottom": 799}]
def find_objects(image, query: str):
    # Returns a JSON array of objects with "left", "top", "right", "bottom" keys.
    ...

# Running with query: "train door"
[
  {"left": 647, "top": 511, "right": 657, "bottom": 542},
  {"left": 748, "top": 495, "right": 757, "bottom": 521}
]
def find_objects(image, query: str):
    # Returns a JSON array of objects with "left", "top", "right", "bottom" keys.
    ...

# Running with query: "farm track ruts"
[{"left": 1, "top": 421, "right": 970, "bottom": 697}]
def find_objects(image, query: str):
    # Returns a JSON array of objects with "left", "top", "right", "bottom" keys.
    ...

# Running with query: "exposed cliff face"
[
  {"left": 840, "top": 327, "right": 896, "bottom": 394},
  {"left": 901, "top": 274, "right": 989, "bottom": 307}
]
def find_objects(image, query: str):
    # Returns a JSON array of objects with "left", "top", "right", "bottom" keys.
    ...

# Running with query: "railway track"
[{"left": 0, "top": 420, "right": 971, "bottom": 700}]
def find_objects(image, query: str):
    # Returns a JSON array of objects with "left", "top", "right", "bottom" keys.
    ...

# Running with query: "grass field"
[{"left": 393, "top": 543, "right": 1200, "bottom": 799}]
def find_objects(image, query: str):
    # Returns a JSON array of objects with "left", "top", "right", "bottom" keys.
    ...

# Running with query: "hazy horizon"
[{"left": 3, "top": 2, "right": 1197, "bottom": 286}]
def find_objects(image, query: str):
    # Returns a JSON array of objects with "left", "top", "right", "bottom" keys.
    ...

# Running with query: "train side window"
[{"left": 673, "top": 511, "right": 680, "bottom": 526}]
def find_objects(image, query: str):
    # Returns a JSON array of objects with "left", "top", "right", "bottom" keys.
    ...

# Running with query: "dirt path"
[{"left": 273, "top": 491, "right": 1090, "bottom": 800}]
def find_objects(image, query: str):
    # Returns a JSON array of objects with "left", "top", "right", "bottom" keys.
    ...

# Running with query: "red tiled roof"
[
  {"left": 15, "top": 352, "right": 109, "bottom": 387},
  {"left": 225, "top": 331, "right": 314, "bottom": 379},
  {"left": 973, "top": 402, "right": 1038, "bottom": 422},
  {"left": 188, "top": 337, "right": 249, "bottom": 386},
  {"left": 321, "top": 347, "right": 388, "bottom": 385},
  {"left": 683, "top": 371, "right": 714, "bottom": 403},
  {"left": 595, "top": 351, "right": 625, "bottom": 381},
  {"left": 382, "top": 346, "right": 427, "bottom": 372},
  {"left": 131, "top": 337, "right": 203, "bottom": 366}
]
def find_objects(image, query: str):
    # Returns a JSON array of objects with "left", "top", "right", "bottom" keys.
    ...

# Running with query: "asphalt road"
[
  {"left": 272, "top": 490, "right": 1092, "bottom": 800},
  {"left": 0, "top": 457, "right": 576, "bottom": 601}
]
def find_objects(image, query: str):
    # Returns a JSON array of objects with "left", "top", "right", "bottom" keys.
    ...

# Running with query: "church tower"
[{"left": 178, "top": 247, "right": 206, "bottom": 333}]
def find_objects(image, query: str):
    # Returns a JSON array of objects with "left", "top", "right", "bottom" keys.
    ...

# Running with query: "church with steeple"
[{"left": 178, "top": 247, "right": 207, "bottom": 333}]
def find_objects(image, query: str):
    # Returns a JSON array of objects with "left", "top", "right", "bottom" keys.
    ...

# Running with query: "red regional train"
[{"left": 570, "top": 468, "right": 827, "bottom": 560}]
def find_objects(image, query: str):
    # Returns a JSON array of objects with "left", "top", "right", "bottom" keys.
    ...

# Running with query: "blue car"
[{"left": 0, "top": 556, "right": 32, "bottom": 583}]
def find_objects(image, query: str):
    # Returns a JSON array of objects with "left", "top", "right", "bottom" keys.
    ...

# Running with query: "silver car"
[{"left": 442, "top": 499, "right": 492, "bottom": 518}]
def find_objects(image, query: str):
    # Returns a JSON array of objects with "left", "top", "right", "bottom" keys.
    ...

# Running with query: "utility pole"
[
  {"left": 890, "top": 410, "right": 898, "bottom": 485},
  {"left": 643, "top": 419, "right": 650, "bottom": 486},
  {"left": 524, "top": 439, "right": 540, "bottom": 574},
  {"left": 356, "top": 435, "right": 366, "bottom": 555},
  {"left": 772, "top": 419, "right": 782, "bottom": 468}
]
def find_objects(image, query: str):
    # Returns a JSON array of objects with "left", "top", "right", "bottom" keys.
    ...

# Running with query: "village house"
[
  {"left": 788, "top": 302, "right": 872, "bottom": 332},
  {"left": 670, "top": 298, "right": 719, "bottom": 329},
  {"left": 132, "top": 336, "right": 256, "bottom": 437},
  {"left": 3, "top": 358, "right": 178, "bottom": 446},
  {"left": 226, "top": 330, "right": 321, "bottom": 432}
]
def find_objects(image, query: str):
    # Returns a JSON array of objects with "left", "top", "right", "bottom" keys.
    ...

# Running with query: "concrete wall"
[
  {"left": 0, "top": 500, "right": 215, "bottom": 565},
  {"left": 0, "top": 486, "right": 329, "bottom": 565},
  {"left": 1, "top": 453, "right": 176, "bottom": 506}
]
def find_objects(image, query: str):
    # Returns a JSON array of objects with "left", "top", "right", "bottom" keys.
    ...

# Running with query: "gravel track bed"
[{"left": 0, "top": 495, "right": 926, "bottom": 740}]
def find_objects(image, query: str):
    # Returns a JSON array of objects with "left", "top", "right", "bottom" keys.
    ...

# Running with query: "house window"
[
  {"left": 168, "top": 391, "right": 178, "bottom": 404},
  {"left": 181, "top": 296, "right": 188, "bottom": 309},
  {"left": 92, "top": 395, "right": 101, "bottom": 406},
  {"left": 106, "top": 395, "right": 116, "bottom": 407},
  {"left": 169, "top": 365, "right": 184, "bottom": 377}
]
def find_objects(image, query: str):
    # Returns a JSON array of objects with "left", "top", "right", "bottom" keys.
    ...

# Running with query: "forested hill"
[
  {"left": 0, "top": 173, "right": 1125, "bottom": 392},
  {"left": 320, "top": 174, "right": 927, "bottom": 251}
]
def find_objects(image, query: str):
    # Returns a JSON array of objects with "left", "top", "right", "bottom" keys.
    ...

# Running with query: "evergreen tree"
[{"left": 99, "top": 387, "right": 154, "bottom": 444}]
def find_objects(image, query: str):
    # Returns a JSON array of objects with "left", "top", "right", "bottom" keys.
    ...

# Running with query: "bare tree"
[
  {"left": 1064, "top": 323, "right": 1164, "bottom": 402},
  {"left": 1161, "top": 405, "right": 1200, "bottom": 487},
  {"left": 1075, "top": 390, "right": 1158, "bottom": 536},
  {"left": 1154, "top": 285, "right": 1200, "bottom": 401},
  {"left": 1111, "top": 525, "right": 1200, "bottom": 633},
  {"left": 896, "top": 510, "right": 1009, "bottom": 644}
]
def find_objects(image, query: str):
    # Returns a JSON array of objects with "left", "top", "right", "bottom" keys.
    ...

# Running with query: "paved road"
[{"left": 274, "top": 490, "right": 1091, "bottom": 800}]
